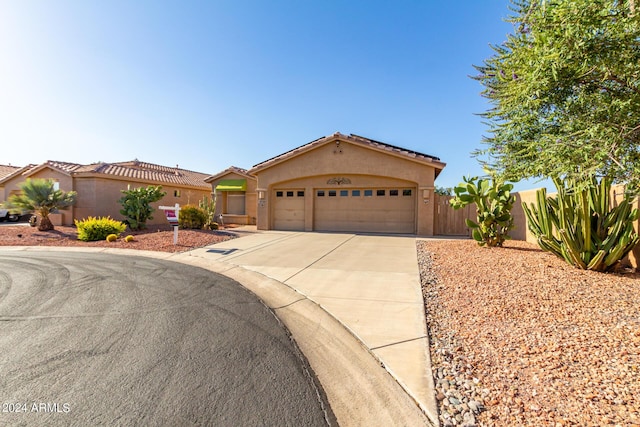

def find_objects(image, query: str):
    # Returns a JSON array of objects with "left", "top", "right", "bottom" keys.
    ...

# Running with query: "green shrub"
[
  {"left": 106, "top": 234, "right": 118, "bottom": 242},
  {"left": 178, "top": 205, "right": 207, "bottom": 229},
  {"left": 75, "top": 216, "right": 127, "bottom": 242},
  {"left": 118, "top": 185, "right": 165, "bottom": 230}
]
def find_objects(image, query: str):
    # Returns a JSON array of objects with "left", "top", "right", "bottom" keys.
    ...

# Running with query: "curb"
[{"left": 3, "top": 246, "right": 436, "bottom": 426}]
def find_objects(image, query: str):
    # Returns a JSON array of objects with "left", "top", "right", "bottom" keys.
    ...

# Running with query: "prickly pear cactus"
[{"left": 450, "top": 176, "right": 515, "bottom": 247}]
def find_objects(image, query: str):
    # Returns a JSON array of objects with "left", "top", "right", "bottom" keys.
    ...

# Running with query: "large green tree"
[
  {"left": 474, "top": 0, "right": 640, "bottom": 193},
  {"left": 4, "top": 178, "right": 77, "bottom": 231}
]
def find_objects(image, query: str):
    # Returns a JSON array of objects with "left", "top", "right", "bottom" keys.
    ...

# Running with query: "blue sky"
[{"left": 0, "top": 1, "right": 546, "bottom": 191}]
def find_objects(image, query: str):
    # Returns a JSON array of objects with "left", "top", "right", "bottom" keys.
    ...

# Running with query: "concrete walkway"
[{"left": 188, "top": 229, "right": 438, "bottom": 425}]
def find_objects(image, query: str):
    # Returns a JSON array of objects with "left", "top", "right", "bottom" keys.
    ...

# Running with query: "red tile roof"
[
  {"left": 1, "top": 160, "right": 211, "bottom": 189},
  {"left": 0, "top": 165, "right": 21, "bottom": 181}
]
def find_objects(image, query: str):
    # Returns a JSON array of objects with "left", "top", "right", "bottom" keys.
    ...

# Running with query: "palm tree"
[{"left": 5, "top": 178, "right": 77, "bottom": 231}]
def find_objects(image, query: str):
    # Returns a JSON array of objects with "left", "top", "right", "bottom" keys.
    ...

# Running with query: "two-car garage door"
[
  {"left": 272, "top": 187, "right": 416, "bottom": 234},
  {"left": 314, "top": 187, "right": 415, "bottom": 233}
]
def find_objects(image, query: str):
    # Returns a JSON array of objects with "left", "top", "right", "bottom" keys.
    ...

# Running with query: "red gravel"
[
  {"left": 419, "top": 239, "right": 640, "bottom": 426},
  {"left": 0, "top": 225, "right": 237, "bottom": 253}
]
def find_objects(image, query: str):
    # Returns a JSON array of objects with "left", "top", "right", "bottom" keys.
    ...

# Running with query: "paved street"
[{"left": 0, "top": 251, "right": 333, "bottom": 426}]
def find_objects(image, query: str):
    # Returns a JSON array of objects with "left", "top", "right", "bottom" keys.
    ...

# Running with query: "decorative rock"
[{"left": 468, "top": 400, "right": 483, "bottom": 413}]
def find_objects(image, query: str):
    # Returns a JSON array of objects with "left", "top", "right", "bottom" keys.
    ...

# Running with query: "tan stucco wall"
[
  {"left": 253, "top": 139, "right": 440, "bottom": 235},
  {"left": 511, "top": 188, "right": 539, "bottom": 242},
  {"left": 74, "top": 177, "right": 210, "bottom": 227},
  {"left": 208, "top": 172, "right": 257, "bottom": 225}
]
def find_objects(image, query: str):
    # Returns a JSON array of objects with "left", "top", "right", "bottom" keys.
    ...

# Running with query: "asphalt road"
[{"left": 0, "top": 250, "right": 334, "bottom": 426}]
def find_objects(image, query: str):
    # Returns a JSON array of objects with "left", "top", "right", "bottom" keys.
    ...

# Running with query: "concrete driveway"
[{"left": 189, "top": 230, "right": 438, "bottom": 425}]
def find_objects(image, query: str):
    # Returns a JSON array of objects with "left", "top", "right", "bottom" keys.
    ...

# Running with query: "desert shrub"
[
  {"left": 118, "top": 185, "right": 165, "bottom": 230},
  {"left": 124, "top": 235, "right": 135, "bottom": 242},
  {"left": 178, "top": 205, "right": 207, "bottom": 229},
  {"left": 106, "top": 234, "right": 118, "bottom": 242},
  {"left": 75, "top": 216, "right": 127, "bottom": 242}
]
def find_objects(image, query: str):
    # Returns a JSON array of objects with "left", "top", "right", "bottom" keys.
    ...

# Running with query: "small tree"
[
  {"left": 3, "top": 178, "right": 77, "bottom": 231},
  {"left": 118, "top": 185, "right": 166, "bottom": 230},
  {"left": 435, "top": 186, "right": 453, "bottom": 196},
  {"left": 450, "top": 176, "right": 515, "bottom": 247}
]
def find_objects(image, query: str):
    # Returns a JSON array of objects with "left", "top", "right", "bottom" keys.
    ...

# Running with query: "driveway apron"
[{"left": 190, "top": 230, "right": 438, "bottom": 423}]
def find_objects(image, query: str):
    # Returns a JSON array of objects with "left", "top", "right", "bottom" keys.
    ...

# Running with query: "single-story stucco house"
[
  {"left": 208, "top": 132, "right": 446, "bottom": 235},
  {"left": 0, "top": 160, "right": 212, "bottom": 226},
  {"left": 3, "top": 133, "right": 446, "bottom": 235},
  {"left": 0, "top": 165, "right": 21, "bottom": 199}
]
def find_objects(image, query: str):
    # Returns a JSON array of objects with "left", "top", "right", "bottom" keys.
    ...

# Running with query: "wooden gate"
[{"left": 433, "top": 195, "right": 474, "bottom": 236}]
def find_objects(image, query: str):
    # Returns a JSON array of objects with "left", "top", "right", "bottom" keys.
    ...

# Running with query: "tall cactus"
[
  {"left": 523, "top": 176, "right": 639, "bottom": 272},
  {"left": 199, "top": 195, "right": 217, "bottom": 230}
]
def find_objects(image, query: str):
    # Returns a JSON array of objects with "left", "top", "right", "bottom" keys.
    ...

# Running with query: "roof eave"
[
  {"left": 205, "top": 167, "right": 255, "bottom": 183},
  {"left": 74, "top": 171, "right": 211, "bottom": 190},
  {"left": 249, "top": 133, "right": 446, "bottom": 174}
]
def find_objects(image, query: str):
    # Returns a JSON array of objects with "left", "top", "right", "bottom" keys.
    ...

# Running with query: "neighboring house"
[
  {"left": 0, "top": 165, "right": 21, "bottom": 203},
  {"left": 0, "top": 160, "right": 212, "bottom": 226},
  {"left": 209, "top": 132, "right": 446, "bottom": 235},
  {"left": 205, "top": 166, "right": 257, "bottom": 225}
]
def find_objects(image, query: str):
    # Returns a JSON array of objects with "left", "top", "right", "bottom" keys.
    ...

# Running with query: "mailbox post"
[{"left": 159, "top": 203, "right": 180, "bottom": 245}]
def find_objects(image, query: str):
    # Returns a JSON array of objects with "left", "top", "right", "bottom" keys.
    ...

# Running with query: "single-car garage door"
[
  {"left": 314, "top": 187, "right": 415, "bottom": 233},
  {"left": 273, "top": 189, "right": 305, "bottom": 231}
]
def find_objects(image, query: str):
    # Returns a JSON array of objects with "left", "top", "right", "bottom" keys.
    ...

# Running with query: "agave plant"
[
  {"left": 523, "top": 176, "right": 639, "bottom": 272},
  {"left": 450, "top": 176, "right": 515, "bottom": 247}
]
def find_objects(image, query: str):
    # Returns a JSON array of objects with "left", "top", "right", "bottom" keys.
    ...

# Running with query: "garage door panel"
[
  {"left": 273, "top": 190, "right": 305, "bottom": 231},
  {"left": 314, "top": 187, "right": 415, "bottom": 234}
]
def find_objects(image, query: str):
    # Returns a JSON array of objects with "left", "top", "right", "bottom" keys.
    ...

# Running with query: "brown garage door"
[
  {"left": 273, "top": 189, "right": 305, "bottom": 231},
  {"left": 314, "top": 188, "right": 416, "bottom": 233}
]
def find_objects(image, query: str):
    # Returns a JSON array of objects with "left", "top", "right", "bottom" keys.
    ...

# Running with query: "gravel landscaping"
[
  {"left": 418, "top": 238, "right": 640, "bottom": 427},
  {"left": 0, "top": 225, "right": 237, "bottom": 252}
]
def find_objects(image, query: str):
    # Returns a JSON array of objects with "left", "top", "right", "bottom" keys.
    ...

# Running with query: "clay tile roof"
[
  {"left": 251, "top": 132, "right": 443, "bottom": 170},
  {"left": 1, "top": 159, "right": 211, "bottom": 189},
  {"left": 0, "top": 164, "right": 21, "bottom": 181},
  {"left": 87, "top": 160, "right": 211, "bottom": 189},
  {"left": 44, "top": 160, "right": 85, "bottom": 173}
]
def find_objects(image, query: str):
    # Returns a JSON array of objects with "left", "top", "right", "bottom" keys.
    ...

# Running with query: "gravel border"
[{"left": 418, "top": 238, "right": 640, "bottom": 427}]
